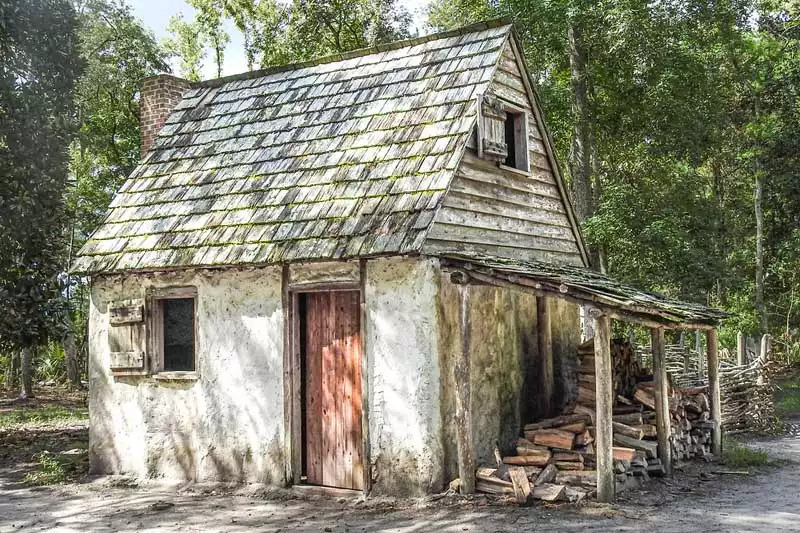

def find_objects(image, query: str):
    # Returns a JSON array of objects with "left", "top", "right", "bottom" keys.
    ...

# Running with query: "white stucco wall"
[
  {"left": 89, "top": 257, "right": 445, "bottom": 493},
  {"left": 365, "top": 257, "right": 444, "bottom": 494},
  {"left": 88, "top": 267, "right": 286, "bottom": 483}
]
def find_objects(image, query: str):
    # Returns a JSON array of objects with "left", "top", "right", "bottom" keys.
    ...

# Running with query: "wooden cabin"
[{"left": 72, "top": 20, "right": 725, "bottom": 499}]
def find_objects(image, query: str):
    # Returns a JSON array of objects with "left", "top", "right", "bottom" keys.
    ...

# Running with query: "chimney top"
[{"left": 139, "top": 74, "right": 191, "bottom": 157}]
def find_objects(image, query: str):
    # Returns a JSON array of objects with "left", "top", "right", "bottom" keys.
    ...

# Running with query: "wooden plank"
[
  {"left": 282, "top": 266, "right": 295, "bottom": 485},
  {"left": 523, "top": 413, "right": 591, "bottom": 432},
  {"left": 434, "top": 206, "right": 580, "bottom": 243},
  {"left": 454, "top": 284, "right": 476, "bottom": 494},
  {"left": 305, "top": 293, "right": 324, "bottom": 486},
  {"left": 707, "top": 329, "right": 722, "bottom": 455},
  {"left": 526, "top": 429, "right": 575, "bottom": 450},
  {"left": 594, "top": 313, "right": 615, "bottom": 502},
  {"left": 614, "top": 434, "right": 658, "bottom": 458},
  {"left": 651, "top": 327, "right": 673, "bottom": 476},
  {"left": 613, "top": 421, "right": 644, "bottom": 440},
  {"left": 109, "top": 299, "right": 144, "bottom": 325},
  {"left": 533, "top": 483, "right": 567, "bottom": 502},
  {"left": 504, "top": 454, "right": 550, "bottom": 467},
  {"left": 442, "top": 191, "right": 573, "bottom": 230},
  {"left": 449, "top": 172, "right": 567, "bottom": 214},
  {"left": 109, "top": 351, "right": 144, "bottom": 369},
  {"left": 537, "top": 297, "right": 553, "bottom": 416}
]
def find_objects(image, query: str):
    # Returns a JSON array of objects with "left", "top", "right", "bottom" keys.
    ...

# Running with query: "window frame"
[
  {"left": 148, "top": 286, "right": 199, "bottom": 379},
  {"left": 498, "top": 103, "right": 530, "bottom": 174}
]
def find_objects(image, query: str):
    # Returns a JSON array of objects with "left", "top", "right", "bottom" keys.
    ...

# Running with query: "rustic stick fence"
[{"left": 638, "top": 333, "right": 777, "bottom": 434}]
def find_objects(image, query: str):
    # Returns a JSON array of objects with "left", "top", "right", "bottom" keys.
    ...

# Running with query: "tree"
[{"left": 0, "top": 0, "right": 81, "bottom": 398}]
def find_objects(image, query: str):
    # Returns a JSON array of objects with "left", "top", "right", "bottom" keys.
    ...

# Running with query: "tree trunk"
[
  {"left": 64, "top": 330, "right": 81, "bottom": 387},
  {"left": 754, "top": 98, "right": 767, "bottom": 332},
  {"left": 9, "top": 350, "right": 20, "bottom": 389},
  {"left": 19, "top": 346, "right": 33, "bottom": 400},
  {"left": 567, "top": 22, "right": 594, "bottom": 225}
]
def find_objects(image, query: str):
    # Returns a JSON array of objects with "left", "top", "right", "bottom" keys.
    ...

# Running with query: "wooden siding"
[{"left": 424, "top": 41, "right": 583, "bottom": 266}]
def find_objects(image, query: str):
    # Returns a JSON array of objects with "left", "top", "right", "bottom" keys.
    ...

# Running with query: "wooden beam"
[
  {"left": 696, "top": 330, "right": 705, "bottom": 377},
  {"left": 737, "top": 331, "right": 746, "bottom": 366},
  {"left": 707, "top": 329, "right": 722, "bottom": 455},
  {"left": 359, "top": 259, "right": 372, "bottom": 493},
  {"left": 281, "top": 265, "right": 297, "bottom": 485},
  {"left": 651, "top": 327, "right": 672, "bottom": 476},
  {"left": 537, "top": 296, "right": 554, "bottom": 416},
  {"left": 593, "top": 312, "right": 615, "bottom": 503},
  {"left": 454, "top": 284, "right": 476, "bottom": 494}
]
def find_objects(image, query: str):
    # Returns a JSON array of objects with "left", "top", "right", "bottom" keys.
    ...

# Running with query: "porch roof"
[{"left": 438, "top": 252, "right": 728, "bottom": 329}]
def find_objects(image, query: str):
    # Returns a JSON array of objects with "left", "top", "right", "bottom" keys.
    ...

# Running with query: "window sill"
[
  {"left": 498, "top": 163, "right": 531, "bottom": 177},
  {"left": 153, "top": 371, "right": 199, "bottom": 381}
]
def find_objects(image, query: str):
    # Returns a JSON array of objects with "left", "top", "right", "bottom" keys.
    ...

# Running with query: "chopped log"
[
  {"left": 523, "top": 414, "right": 590, "bottom": 432},
  {"left": 614, "top": 434, "right": 658, "bottom": 459},
  {"left": 515, "top": 439, "right": 551, "bottom": 458},
  {"left": 617, "top": 394, "right": 633, "bottom": 406},
  {"left": 579, "top": 374, "right": 597, "bottom": 385},
  {"left": 555, "top": 461, "right": 585, "bottom": 471},
  {"left": 555, "top": 470, "right": 597, "bottom": 487},
  {"left": 613, "top": 412, "right": 644, "bottom": 425},
  {"left": 504, "top": 454, "right": 550, "bottom": 466},
  {"left": 613, "top": 404, "right": 644, "bottom": 414},
  {"left": 557, "top": 421, "right": 587, "bottom": 434},
  {"left": 533, "top": 483, "right": 567, "bottom": 502},
  {"left": 575, "top": 430, "right": 594, "bottom": 446},
  {"left": 508, "top": 466, "right": 532, "bottom": 505},
  {"left": 634, "top": 387, "right": 656, "bottom": 410},
  {"left": 535, "top": 463, "right": 558, "bottom": 485},
  {"left": 552, "top": 451, "right": 584, "bottom": 463},
  {"left": 578, "top": 386, "right": 596, "bottom": 404},
  {"left": 573, "top": 404, "right": 595, "bottom": 423},
  {"left": 634, "top": 424, "right": 658, "bottom": 438},
  {"left": 476, "top": 466, "right": 497, "bottom": 478},
  {"left": 526, "top": 429, "right": 575, "bottom": 450},
  {"left": 522, "top": 466, "right": 542, "bottom": 478},
  {"left": 612, "top": 447, "right": 638, "bottom": 462},
  {"left": 613, "top": 421, "right": 645, "bottom": 440},
  {"left": 476, "top": 481, "right": 513, "bottom": 495},
  {"left": 647, "top": 463, "right": 666, "bottom": 476}
]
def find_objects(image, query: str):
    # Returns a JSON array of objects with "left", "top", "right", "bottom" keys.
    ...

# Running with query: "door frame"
[{"left": 282, "top": 261, "right": 370, "bottom": 493}]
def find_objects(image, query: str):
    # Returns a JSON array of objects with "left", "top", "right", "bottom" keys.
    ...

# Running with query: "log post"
[
  {"left": 680, "top": 331, "right": 689, "bottom": 374},
  {"left": 454, "top": 283, "right": 475, "bottom": 494},
  {"left": 696, "top": 330, "right": 705, "bottom": 378},
  {"left": 736, "top": 331, "right": 746, "bottom": 366},
  {"left": 757, "top": 334, "right": 770, "bottom": 386},
  {"left": 707, "top": 328, "right": 722, "bottom": 455},
  {"left": 651, "top": 327, "right": 672, "bottom": 476},
  {"left": 593, "top": 311, "right": 614, "bottom": 502},
  {"left": 537, "top": 297, "right": 554, "bottom": 416}
]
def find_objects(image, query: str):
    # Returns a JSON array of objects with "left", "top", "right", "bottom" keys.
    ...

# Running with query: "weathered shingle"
[{"left": 73, "top": 22, "right": 512, "bottom": 274}]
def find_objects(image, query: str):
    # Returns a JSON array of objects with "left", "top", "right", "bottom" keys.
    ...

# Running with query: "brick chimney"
[{"left": 139, "top": 74, "right": 191, "bottom": 156}]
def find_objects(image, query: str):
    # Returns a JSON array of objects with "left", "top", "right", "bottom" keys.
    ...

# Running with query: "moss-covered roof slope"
[{"left": 72, "top": 22, "right": 513, "bottom": 274}]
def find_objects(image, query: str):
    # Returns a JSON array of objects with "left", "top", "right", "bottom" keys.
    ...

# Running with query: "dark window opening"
[
  {"left": 162, "top": 298, "right": 195, "bottom": 371},
  {"left": 504, "top": 111, "right": 517, "bottom": 168}
]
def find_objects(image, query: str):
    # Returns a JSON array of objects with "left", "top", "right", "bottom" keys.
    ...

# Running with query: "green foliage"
[
  {"left": 0, "top": 406, "right": 88, "bottom": 429},
  {"left": 23, "top": 451, "right": 67, "bottom": 485},
  {"left": 775, "top": 375, "right": 800, "bottom": 414},
  {"left": 165, "top": 0, "right": 413, "bottom": 76},
  {"left": 722, "top": 438, "right": 771, "bottom": 467},
  {"left": 0, "top": 0, "right": 81, "bottom": 355}
]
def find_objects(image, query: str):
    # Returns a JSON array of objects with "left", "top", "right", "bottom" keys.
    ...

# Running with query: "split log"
[
  {"left": 634, "top": 387, "right": 656, "bottom": 410},
  {"left": 573, "top": 404, "right": 595, "bottom": 423},
  {"left": 508, "top": 466, "right": 532, "bottom": 505},
  {"left": 555, "top": 470, "right": 597, "bottom": 487},
  {"left": 525, "top": 429, "right": 575, "bottom": 450},
  {"left": 557, "top": 421, "right": 587, "bottom": 433},
  {"left": 515, "top": 439, "right": 551, "bottom": 458},
  {"left": 612, "top": 421, "right": 644, "bottom": 440},
  {"left": 523, "top": 414, "right": 590, "bottom": 432},
  {"left": 575, "top": 430, "right": 594, "bottom": 446},
  {"left": 634, "top": 424, "right": 658, "bottom": 438},
  {"left": 555, "top": 461, "right": 585, "bottom": 471},
  {"left": 503, "top": 455, "right": 550, "bottom": 466},
  {"left": 533, "top": 483, "right": 567, "bottom": 502},
  {"left": 552, "top": 451, "right": 584, "bottom": 463},
  {"left": 613, "top": 412, "right": 644, "bottom": 425},
  {"left": 612, "top": 447, "right": 639, "bottom": 462},
  {"left": 534, "top": 463, "right": 558, "bottom": 485},
  {"left": 614, "top": 434, "right": 657, "bottom": 459}
]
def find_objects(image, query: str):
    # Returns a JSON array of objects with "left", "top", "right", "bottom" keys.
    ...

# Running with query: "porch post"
[
  {"left": 454, "top": 282, "right": 475, "bottom": 493},
  {"left": 737, "top": 331, "right": 746, "bottom": 366},
  {"left": 593, "top": 311, "right": 614, "bottom": 502},
  {"left": 651, "top": 327, "right": 672, "bottom": 476},
  {"left": 537, "top": 296, "right": 554, "bottom": 416},
  {"left": 706, "top": 328, "right": 722, "bottom": 455}
]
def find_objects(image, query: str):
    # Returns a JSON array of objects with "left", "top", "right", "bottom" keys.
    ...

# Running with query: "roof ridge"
[{"left": 193, "top": 17, "right": 514, "bottom": 89}]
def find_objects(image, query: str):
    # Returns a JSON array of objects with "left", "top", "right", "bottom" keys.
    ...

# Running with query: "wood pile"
[{"left": 577, "top": 340, "right": 714, "bottom": 463}]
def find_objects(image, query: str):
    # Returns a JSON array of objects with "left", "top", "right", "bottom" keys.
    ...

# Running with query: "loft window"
[
  {"left": 149, "top": 287, "right": 197, "bottom": 373},
  {"left": 502, "top": 110, "right": 529, "bottom": 172}
]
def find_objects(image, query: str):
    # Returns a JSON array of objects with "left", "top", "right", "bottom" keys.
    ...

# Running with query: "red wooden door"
[{"left": 304, "top": 291, "right": 364, "bottom": 490}]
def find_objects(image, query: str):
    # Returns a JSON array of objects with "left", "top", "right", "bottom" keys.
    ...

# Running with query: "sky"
[{"left": 128, "top": 0, "right": 433, "bottom": 79}]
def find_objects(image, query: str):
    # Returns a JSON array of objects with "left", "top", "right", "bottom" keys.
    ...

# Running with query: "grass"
[
  {"left": 775, "top": 375, "right": 800, "bottom": 415},
  {"left": 22, "top": 451, "right": 67, "bottom": 485},
  {"left": 0, "top": 406, "right": 88, "bottom": 429},
  {"left": 722, "top": 438, "right": 771, "bottom": 468}
]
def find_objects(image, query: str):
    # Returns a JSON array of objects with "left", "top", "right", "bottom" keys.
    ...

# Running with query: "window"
[
  {"left": 149, "top": 287, "right": 197, "bottom": 374},
  {"left": 502, "top": 110, "right": 529, "bottom": 172},
  {"left": 162, "top": 298, "right": 195, "bottom": 371},
  {"left": 477, "top": 93, "right": 530, "bottom": 173}
]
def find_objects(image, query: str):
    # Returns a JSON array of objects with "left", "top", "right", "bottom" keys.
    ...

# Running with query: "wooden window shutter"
[
  {"left": 108, "top": 299, "right": 146, "bottom": 371},
  {"left": 477, "top": 92, "right": 509, "bottom": 163}
]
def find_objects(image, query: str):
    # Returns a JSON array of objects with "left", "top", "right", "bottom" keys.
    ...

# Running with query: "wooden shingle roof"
[{"left": 72, "top": 21, "right": 514, "bottom": 274}]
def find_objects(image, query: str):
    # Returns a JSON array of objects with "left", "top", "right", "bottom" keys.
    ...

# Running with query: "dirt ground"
[{"left": 1, "top": 388, "right": 798, "bottom": 532}]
